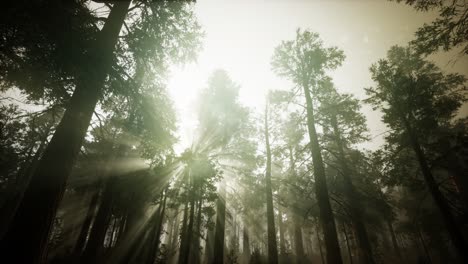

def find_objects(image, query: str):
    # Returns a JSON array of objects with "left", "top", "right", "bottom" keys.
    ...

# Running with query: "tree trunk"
[
  {"left": 386, "top": 220, "right": 402, "bottom": 262},
  {"left": 402, "top": 115, "right": 468, "bottom": 262},
  {"left": 0, "top": 2, "right": 130, "bottom": 263},
  {"left": 315, "top": 221, "right": 326, "bottom": 264},
  {"left": 243, "top": 225, "right": 250, "bottom": 263},
  {"left": 193, "top": 197, "right": 203, "bottom": 264},
  {"left": 278, "top": 206, "right": 286, "bottom": 256},
  {"left": 264, "top": 101, "right": 279, "bottom": 264},
  {"left": 303, "top": 84, "right": 342, "bottom": 264},
  {"left": 73, "top": 186, "right": 101, "bottom": 256},
  {"left": 293, "top": 215, "right": 304, "bottom": 264},
  {"left": 179, "top": 193, "right": 195, "bottom": 264},
  {"left": 342, "top": 223, "right": 353, "bottom": 264},
  {"left": 146, "top": 190, "right": 168, "bottom": 264},
  {"left": 212, "top": 184, "right": 226, "bottom": 264},
  {"left": 81, "top": 177, "right": 116, "bottom": 263},
  {"left": 330, "top": 114, "right": 375, "bottom": 264}
]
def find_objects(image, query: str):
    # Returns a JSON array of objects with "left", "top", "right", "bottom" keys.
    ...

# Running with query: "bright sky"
[{"left": 167, "top": 0, "right": 468, "bottom": 152}]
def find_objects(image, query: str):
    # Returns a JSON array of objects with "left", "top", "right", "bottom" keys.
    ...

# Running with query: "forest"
[{"left": 0, "top": 0, "right": 467, "bottom": 264}]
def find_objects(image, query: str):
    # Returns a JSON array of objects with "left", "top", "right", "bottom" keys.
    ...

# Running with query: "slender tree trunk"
[
  {"left": 386, "top": 220, "right": 402, "bottom": 262},
  {"left": 81, "top": 177, "right": 116, "bottom": 263},
  {"left": 243, "top": 225, "right": 250, "bottom": 263},
  {"left": 293, "top": 215, "right": 304, "bottom": 264},
  {"left": 402, "top": 115, "right": 468, "bottom": 262},
  {"left": 179, "top": 202, "right": 189, "bottom": 262},
  {"left": 278, "top": 206, "right": 286, "bottom": 256},
  {"left": 417, "top": 227, "right": 432, "bottom": 264},
  {"left": 73, "top": 186, "right": 101, "bottom": 256},
  {"left": 0, "top": 3, "right": 130, "bottom": 263},
  {"left": 179, "top": 191, "right": 195, "bottom": 264},
  {"left": 330, "top": 114, "right": 375, "bottom": 264},
  {"left": 147, "top": 190, "right": 168, "bottom": 264},
  {"left": 264, "top": 101, "right": 279, "bottom": 264},
  {"left": 213, "top": 183, "right": 226, "bottom": 264},
  {"left": 303, "top": 84, "right": 342, "bottom": 264},
  {"left": 289, "top": 147, "right": 305, "bottom": 264},
  {"left": 315, "top": 221, "right": 326, "bottom": 264},
  {"left": 342, "top": 223, "right": 353, "bottom": 264},
  {"left": 193, "top": 197, "right": 203, "bottom": 264},
  {"left": 204, "top": 219, "right": 215, "bottom": 264}
]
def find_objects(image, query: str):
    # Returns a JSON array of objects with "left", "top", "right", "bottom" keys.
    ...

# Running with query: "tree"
[
  {"left": 317, "top": 82, "right": 376, "bottom": 263},
  {"left": 0, "top": 1, "right": 201, "bottom": 262},
  {"left": 272, "top": 28, "right": 345, "bottom": 264},
  {"left": 392, "top": 0, "right": 468, "bottom": 55},
  {"left": 264, "top": 94, "right": 279, "bottom": 264},
  {"left": 366, "top": 45, "right": 467, "bottom": 262}
]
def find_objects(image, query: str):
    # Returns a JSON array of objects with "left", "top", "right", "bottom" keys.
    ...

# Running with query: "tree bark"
[
  {"left": 303, "top": 84, "right": 342, "bottom": 264},
  {"left": 0, "top": 2, "right": 130, "bottom": 263},
  {"left": 264, "top": 101, "right": 279, "bottom": 264},
  {"left": 330, "top": 114, "right": 375, "bottom": 264}
]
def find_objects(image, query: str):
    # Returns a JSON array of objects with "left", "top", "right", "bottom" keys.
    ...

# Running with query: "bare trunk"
[
  {"left": 147, "top": 191, "right": 168, "bottom": 264},
  {"left": 386, "top": 220, "right": 402, "bottom": 262},
  {"left": 242, "top": 225, "right": 250, "bottom": 263},
  {"left": 342, "top": 223, "right": 353, "bottom": 264},
  {"left": 303, "top": 84, "right": 342, "bottom": 264},
  {"left": 278, "top": 206, "right": 286, "bottom": 256},
  {"left": 264, "top": 102, "right": 279, "bottom": 264},
  {"left": 212, "top": 183, "right": 226, "bottom": 264},
  {"left": 293, "top": 215, "right": 304, "bottom": 264},
  {"left": 73, "top": 186, "right": 100, "bottom": 256},
  {"left": 81, "top": 177, "right": 116, "bottom": 263}
]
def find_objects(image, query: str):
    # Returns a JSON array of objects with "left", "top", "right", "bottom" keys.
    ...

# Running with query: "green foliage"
[
  {"left": 366, "top": 45, "right": 466, "bottom": 147},
  {"left": 271, "top": 29, "right": 345, "bottom": 89},
  {"left": 393, "top": 0, "right": 468, "bottom": 54}
]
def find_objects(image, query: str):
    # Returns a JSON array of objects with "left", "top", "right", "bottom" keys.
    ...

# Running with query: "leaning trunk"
[
  {"left": 303, "top": 83, "right": 342, "bottom": 264},
  {"left": 0, "top": 3, "right": 130, "bottom": 263}
]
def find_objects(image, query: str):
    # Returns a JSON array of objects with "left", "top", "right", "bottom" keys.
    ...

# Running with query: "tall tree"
[
  {"left": 318, "top": 83, "right": 376, "bottom": 263},
  {"left": 0, "top": 1, "right": 201, "bottom": 262},
  {"left": 272, "top": 29, "right": 345, "bottom": 264},
  {"left": 366, "top": 45, "right": 467, "bottom": 262},
  {"left": 264, "top": 96, "right": 279, "bottom": 264}
]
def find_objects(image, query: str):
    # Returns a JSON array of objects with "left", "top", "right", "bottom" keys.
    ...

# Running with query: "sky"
[{"left": 166, "top": 0, "right": 468, "bottom": 152}]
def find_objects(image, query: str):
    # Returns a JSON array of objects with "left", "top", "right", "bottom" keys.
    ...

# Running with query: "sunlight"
[{"left": 2, "top": 1, "right": 468, "bottom": 263}]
